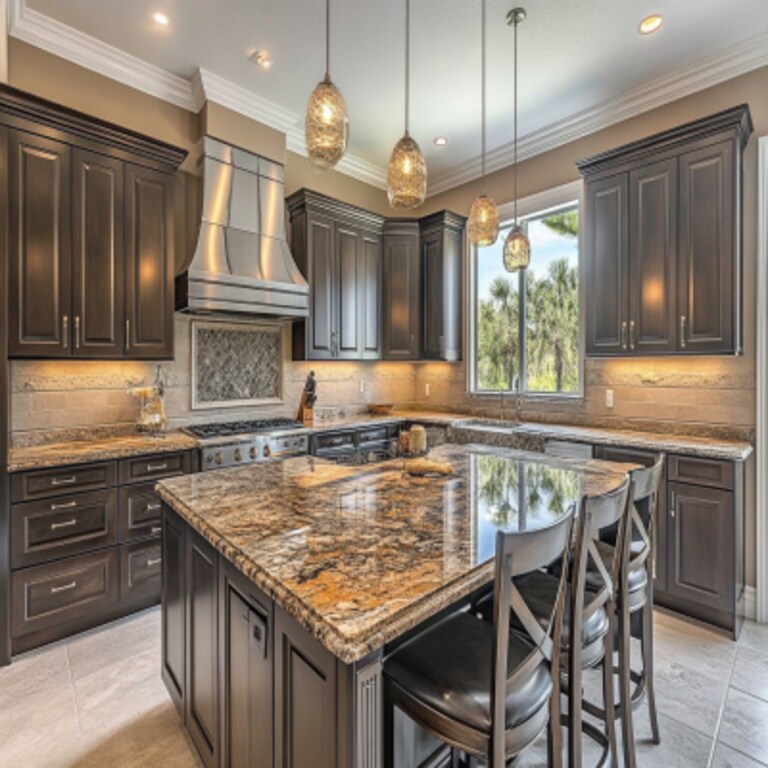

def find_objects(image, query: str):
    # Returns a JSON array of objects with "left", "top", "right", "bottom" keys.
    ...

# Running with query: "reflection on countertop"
[{"left": 157, "top": 443, "right": 628, "bottom": 663}]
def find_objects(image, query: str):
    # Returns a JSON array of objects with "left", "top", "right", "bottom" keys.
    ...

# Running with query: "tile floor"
[{"left": 0, "top": 607, "right": 765, "bottom": 767}]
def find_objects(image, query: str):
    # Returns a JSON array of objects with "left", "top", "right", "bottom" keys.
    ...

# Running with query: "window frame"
[{"left": 467, "top": 180, "right": 585, "bottom": 400}]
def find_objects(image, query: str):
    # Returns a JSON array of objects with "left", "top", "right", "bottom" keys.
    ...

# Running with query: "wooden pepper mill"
[{"left": 297, "top": 371, "right": 317, "bottom": 426}]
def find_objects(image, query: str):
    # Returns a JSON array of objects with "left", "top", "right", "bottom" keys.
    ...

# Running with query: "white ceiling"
[{"left": 18, "top": 0, "right": 768, "bottom": 193}]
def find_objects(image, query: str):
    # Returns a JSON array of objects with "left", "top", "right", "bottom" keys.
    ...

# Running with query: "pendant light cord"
[
  {"left": 481, "top": 0, "right": 486, "bottom": 184},
  {"left": 405, "top": 0, "right": 410, "bottom": 133},
  {"left": 513, "top": 14, "right": 519, "bottom": 225},
  {"left": 325, "top": 0, "right": 330, "bottom": 79}
]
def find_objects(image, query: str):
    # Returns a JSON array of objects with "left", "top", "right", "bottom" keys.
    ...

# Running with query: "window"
[{"left": 471, "top": 185, "right": 581, "bottom": 396}]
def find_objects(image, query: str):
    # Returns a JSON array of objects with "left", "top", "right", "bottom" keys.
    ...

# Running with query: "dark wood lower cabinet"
[{"left": 162, "top": 507, "right": 186, "bottom": 717}]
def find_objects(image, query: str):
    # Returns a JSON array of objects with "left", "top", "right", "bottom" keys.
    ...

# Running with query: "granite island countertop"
[{"left": 157, "top": 443, "right": 629, "bottom": 663}]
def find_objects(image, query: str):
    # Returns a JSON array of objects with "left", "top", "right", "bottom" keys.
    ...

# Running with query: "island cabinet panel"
[
  {"left": 667, "top": 482, "right": 734, "bottom": 614},
  {"left": 8, "top": 130, "right": 72, "bottom": 358},
  {"left": 72, "top": 148, "right": 124, "bottom": 358},
  {"left": 162, "top": 506, "right": 186, "bottom": 717},
  {"left": 579, "top": 105, "right": 751, "bottom": 356},
  {"left": 274, "top": 608, "right": 338, "bottom": 768},
  {"left": 382, "top": 221, "right": 420, "bottom": 360},
  {"left": 185, "top": 528, "right": 219, "bottom": 768}
]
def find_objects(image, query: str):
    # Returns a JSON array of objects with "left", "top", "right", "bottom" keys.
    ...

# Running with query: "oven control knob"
[
  {"left": 263, "top": 445, "right": 271, "bottom": 458},
  {"left": 215, "top": 452, "right": 223, "bottom": 465},
  {"left": 206, "top": 454, "right": 213, "bottom": 463},
  {"left": 234, "top": 449, "right": 242, "bottom": 462},
  {"left": 249, "top": 446, "right": 257, "bottom": 460}
]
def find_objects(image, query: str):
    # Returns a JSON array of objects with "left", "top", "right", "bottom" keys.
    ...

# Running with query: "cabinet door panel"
[
  {"left": 629, "top": 159, "right": 677, "bottom": 353},
  {"left": 585, "top": 174, "right": 629, "bottom": 355},
  {"left": 72, "top": 149, "right": 124, "bottom": 357},
  {"left": 308, "top": 214, "right": 335, "bottom": 359},
  {"left": 336, "top": 223, "right": 360, "bottom": 359},
  {"left": 8, "top": 130, "right": 71, "bottom": 357},
  {"left": 361, "top": 232, "right": 381, "bottom": 359},
  {"left": 421, "top": 230, "right": 443, "bottom": 360},
  {"left": 162, "top": 506, "right": 186, "bottom": 716},
  {"left": 667, "top": 482, "right": 733, "bottom": 613},
  {"left": 382, "top": 230, "right": 420, "bottom": 360},
  {"left": 125, "top": 165, "right": 174, "bottom": 359},
  {"left": 678, "top": 141, "right": 735, "bottom": 353}
]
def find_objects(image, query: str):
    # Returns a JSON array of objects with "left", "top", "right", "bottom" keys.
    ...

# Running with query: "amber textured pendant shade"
[
  {"left": 503, "top": 224, "right": 531, "bottom": 272},
  {"left": 468, "top": 194, "right": 500, "bottom": 246},
  {"left": 388, "top": 132, "right": 426, "bottom": 209},
  {"left": 305, "top": 76, "right": 349, "bottom": 169}
]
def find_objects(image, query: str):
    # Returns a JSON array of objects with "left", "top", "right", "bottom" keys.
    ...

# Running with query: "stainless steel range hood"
[{"left": 176, "top": 137, "right": 309, "bottom": 318}]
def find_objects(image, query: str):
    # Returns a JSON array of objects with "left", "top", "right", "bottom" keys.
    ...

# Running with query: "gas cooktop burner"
[{"left": 183, "top": 418, "right": 304, "bottom": 440}]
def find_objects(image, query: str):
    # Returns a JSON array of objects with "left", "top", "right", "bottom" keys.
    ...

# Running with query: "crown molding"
[
  {"left": 427, "top": 29, "right": 768, "bottom": 196},
  {"left": 8, "top": 0, "right": 196, "bottom": 110}
]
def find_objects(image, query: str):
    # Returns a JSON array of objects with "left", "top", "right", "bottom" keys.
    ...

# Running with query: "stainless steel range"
[{"left": 183, "top": 418, "right": 309, "bottom": 471}]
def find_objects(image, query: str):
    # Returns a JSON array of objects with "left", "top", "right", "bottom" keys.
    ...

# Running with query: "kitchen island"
[{"left": 157, "top": 443, "right": 629, "bottom": 768}]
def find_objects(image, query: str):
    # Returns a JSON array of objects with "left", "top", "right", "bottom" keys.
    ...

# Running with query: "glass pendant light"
[
  {"left": 502, "top": 7, "right": 531, "bottom": 272},
  {"left": 468, "top": 0, "right": 500, "bottom": 247},
  {"left": 387, "top": 0, "right": 426, "bottom": 208},
  {"left": 305, "top": 0, "right": 349, "bottom": 169}
]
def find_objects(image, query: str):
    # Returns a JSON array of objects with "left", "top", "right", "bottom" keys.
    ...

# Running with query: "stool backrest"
[{"left": 627, "top": 456, "right": 665, "bottom": 573}]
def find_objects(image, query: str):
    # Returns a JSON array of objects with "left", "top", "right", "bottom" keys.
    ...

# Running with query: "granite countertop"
[
  {"left": 157, "top": 443, "right": 629, "bottom": 663},
  {"left": 8, "top": 431, "right": 198, "bottom": 473}
]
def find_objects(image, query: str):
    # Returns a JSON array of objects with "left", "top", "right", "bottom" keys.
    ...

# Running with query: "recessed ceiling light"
[
  {"left": 434, "top": 136, "right": 448, "bottom": 147},
  {"left": 152, "top": 12, "right": 170, "bottom": 26},
  {"left": 250, "top": 51, "right": 273, "bottom": 70},
  {"left": 639, "top": 14, "right": 663, "bottom": 34}
]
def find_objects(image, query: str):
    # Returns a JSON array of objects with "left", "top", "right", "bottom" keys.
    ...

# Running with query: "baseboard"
[{"left": 745, "top": 586, "right": 757, "bottom": 621}]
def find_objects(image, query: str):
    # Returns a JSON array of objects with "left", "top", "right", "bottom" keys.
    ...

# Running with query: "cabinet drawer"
[
  {"left": 312, "top": 431, "right": 355, "bottom": 454},
  {"left": 119, "top": 483, "right": 163, "bottom": 542},
  {"left": 668, "top": 455, "right": 733, "bottom": 490},
  {"left": 11, "top": 461, "right": 116, "bottom": 503},
  {"left": 357, "top": 426, "right": 390, "bottom": 445},
  {"left": 11, "top": 489, "right": 117, "bottom": 568},
  {"left": 11, "top": 549, "right": 118, "bottom": 638},
  {"left": 120, "top": 540, "right": 162, "bottom": 604},
  {"left": 118, "top": 451, "right": 191, "bottom": 485}
]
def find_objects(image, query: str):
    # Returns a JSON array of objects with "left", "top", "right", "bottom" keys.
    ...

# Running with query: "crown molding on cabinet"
[{"left": 7, "top": 0, "right": 768, "bottom": 197}]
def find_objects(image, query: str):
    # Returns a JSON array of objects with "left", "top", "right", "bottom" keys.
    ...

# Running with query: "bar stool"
[
  {"left": 382, "top": 509, "right": 575, "bottom": 768},
  {"left": 586, "top": 457, "right": 665, "bottom": 768}
]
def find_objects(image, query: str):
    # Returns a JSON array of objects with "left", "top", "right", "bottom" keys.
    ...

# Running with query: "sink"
[{"left": 453, "top": 418, "right": 519, "bottom": 432}]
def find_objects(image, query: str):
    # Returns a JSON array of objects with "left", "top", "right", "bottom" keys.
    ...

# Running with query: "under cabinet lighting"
[{"left": 639, "top": 14, "right": 663, "bottom": 34}]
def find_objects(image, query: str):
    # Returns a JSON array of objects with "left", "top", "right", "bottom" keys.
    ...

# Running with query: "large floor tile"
[
  {"left": 730, "top": 644, "right": 768, "bottom": 704},
  {"left": 717, "top": 688, "right": 768, "bottom": 764},
  {"left": 711, "top": 742, "right": 768, "bottom": 768},
  {"left": 632, "top": 712, "right": 713, "bottom": 768},
  {"left": 0, "top": 643, "right": 72, "bottom": 706},
  {"left": 738, "top": 621, "right": 768, "bottom": 653}
]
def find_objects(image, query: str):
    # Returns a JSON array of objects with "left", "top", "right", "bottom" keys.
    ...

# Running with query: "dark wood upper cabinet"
[
  {"left": 579, "top": 105, "right": 752, "bottom": 357},
  {"left": 1, "top": 85, "right": 185, "bottom": 360},
  {"left": 382, "top": 220, "right": 420, "bottom": 361},
  {"left": 72, "top": 148, "right": 124, "bottom": 358},
  {"left": 420, "top": 211, "right": 466, "bottom": 362},
  {"left": 288, "top": 189, "right": 383, "bottom": 361},
  {"left": 8, "top": 130, "right": 71, "bottom": 358},
  {"left": 125, "top": 165, "right": 175, "bottom": 359}
]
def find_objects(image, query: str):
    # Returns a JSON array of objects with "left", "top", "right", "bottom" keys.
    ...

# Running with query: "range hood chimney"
[{"left": 176, "top": 137, "right": 309, "bottom": 318}]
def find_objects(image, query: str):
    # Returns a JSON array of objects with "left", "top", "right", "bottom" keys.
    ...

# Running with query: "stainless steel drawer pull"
[
  {"left": 146, "top": 463, "right": 168, "bottom": 472},
  {"left": 51, "top": 476, "right": 77, "bottom": 486},
  {"left": 62, "top": 315, "right": 69, "bottom": 349},
  {"left": 146, "top": 558, "right": 162, "bottom": 567},
  {"left": 51, "top": 518, "right": 78, "bottom": 530},
  {"left": 51, "top": 581, "right": 77, "bottom": 594},
  {"left": 680, "top": 315, "right": 687, "bottom": 349},
  {"left": 50, "top": 501, "right": 77, "bottom": 511},
  {"left": 150, "top": 526, "right": 162, "bottom": 535},
  {"left": 146, "top": 503, "right": 162, "bottom": 512},
  {"left": 75, "top": 316, "right": 81, "bottom": 349}
]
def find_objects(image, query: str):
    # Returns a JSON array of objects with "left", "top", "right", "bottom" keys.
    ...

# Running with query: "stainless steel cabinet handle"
[
  {"left": 670, "top": 491, "right": 676, "bottom": 517},
  {"left": 51, "top": 518, "right": 78, "bottom": 530},
  {"left": 51, "top": 581, "right": 77, "bottom": 594},
  {"left": 146, "top": 463, "right": 168, "bottom": 472},
  {"left": 125, "top": 319, "right": 130, "bottom": 353},
  {"left": 51, "top": 476, "right": 77, "bottom": 487},
  {"left": 146, "top": 558, "right": 162, "bottom": 567},
  {"left": 62, "top": 315, "right": 69, "bottom": 349},
  {"left": 146, "top": 503, "right": 162, "bottom": 512},
  {"left": 330, "top": 331, "right": 338, "bottom": 357},
  {"left": 150, "top": 525, "right": 162, "bottom": 535},
  {"left": 680, "top": 315, "right": 687, "bottom": 349},
  {"left": 75, "top": 316, "right": 81, "bottom": 349},
  {"left": 629, "top": 320, "right": 636, "bottom": 351},
  {"left": 50, "top": 500, "right": 77, "bottom": 511},
  {"left": 621, "top": 321, "right": 628, "bottom": 350}
]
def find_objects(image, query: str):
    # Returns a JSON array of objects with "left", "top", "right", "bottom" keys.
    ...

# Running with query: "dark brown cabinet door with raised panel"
[
  {"left": 72, "top": 149, "right": 124, "bottom": 358},
  {"left": 307, "top": 214, "right": 335, "bottom": 360},
  {"left": 667, "top": 482, "right": 733, "bottom": 613},
  {"left": 8, "top": 130, "right": 71, "bottom": 357},
  {"left": 585, "top": 173, "right": 629, "bottom": 355},
  {"left": 335, "top": 222, "right": 360, "bottom": 359},
  {"left": 382, "top": 224, "right": 420, "bottom": 360},
  {"left": 361, "top": 231, "right": 382, "bottom": 359},
  {"left": 124, "top": 164, "right": 174, "bottom": 359},
  {"left": 677, "top": 140, "right": 735, "bottom": 353},
  {"left": 162, "top": 506, "right": 186, "bottom": 717},
  {"left": 629, "top": 158, "right": 677, "bottom": 353}
]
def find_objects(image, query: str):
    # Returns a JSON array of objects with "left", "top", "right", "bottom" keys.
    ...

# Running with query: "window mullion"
[{"left": 518, "top": 268, "right": 526, "bottom": 395}]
